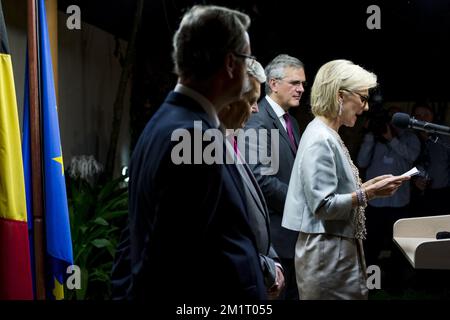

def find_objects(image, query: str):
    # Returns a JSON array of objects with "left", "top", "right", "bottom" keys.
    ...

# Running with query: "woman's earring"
[{"left": 338, "top": 100, "right": 343, "bottom": 116}]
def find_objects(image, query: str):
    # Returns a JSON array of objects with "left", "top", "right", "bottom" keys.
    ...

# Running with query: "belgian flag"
[{"left": 0, "top": 0, "right": 34, "bottom": 299}]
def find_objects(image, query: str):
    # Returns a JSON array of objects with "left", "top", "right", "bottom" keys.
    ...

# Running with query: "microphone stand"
[
  {"left": 411, "top": 116, "right": 450, "bottom": 136},
  {"left": 428, "top": 135, "right": 450, "bottom": 149}
]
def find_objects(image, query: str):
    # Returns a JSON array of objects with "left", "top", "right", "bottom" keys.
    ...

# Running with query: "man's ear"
[
  {"left": 225, "top": 52, "right": 235, "bottom": 78},
  {"left": 269, "top": 78, "right": 278, "bottom": 93}
]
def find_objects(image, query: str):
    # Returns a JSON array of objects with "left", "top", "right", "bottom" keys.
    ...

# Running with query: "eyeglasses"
[
  {"left": 340, "top": 89, "right": 369, "bottom": 106},
  {"left": 277, "top": 78, "right": 307, "bottom": 88},
  {"left": 234, "top": 52, "right": 257, "bottom": 62}
]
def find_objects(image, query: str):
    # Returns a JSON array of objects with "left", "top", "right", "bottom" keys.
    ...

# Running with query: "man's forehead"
[{"left": 284, "top": 67, "right": 305, "bottom": 79}]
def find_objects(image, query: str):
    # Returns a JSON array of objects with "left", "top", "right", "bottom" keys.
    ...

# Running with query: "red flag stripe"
[{"left": 0, "top": 217, "right": 33, "bottom": 300}]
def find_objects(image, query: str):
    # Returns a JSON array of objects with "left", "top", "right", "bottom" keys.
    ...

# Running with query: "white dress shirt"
[{"left": 265, "top": 95, "right": 288, "bottom": 131}]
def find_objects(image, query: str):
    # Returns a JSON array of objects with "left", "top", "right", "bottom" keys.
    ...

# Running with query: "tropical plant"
[{"left": 66, "top": 173, "right": 128, "bottom": 300}]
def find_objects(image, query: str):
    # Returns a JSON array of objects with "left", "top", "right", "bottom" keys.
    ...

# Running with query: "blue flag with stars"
[{"left": 38, "top": 0, "right": 73, "bottom": 299}]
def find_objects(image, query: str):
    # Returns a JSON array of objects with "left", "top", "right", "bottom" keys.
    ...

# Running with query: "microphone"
[
  {"left": 391, "top": 112, "right": 450, "bottom": 136},
  {"left": 436, "top": 231, "right": 450, "bottom": 240}
]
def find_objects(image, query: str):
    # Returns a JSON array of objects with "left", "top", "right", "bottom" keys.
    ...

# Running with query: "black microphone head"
[
  {"left": 391, "top": 112, "right": 410, "bottom": 129},
  {"left": 436, "top": 231, "right": 450, "bottom": 240}
]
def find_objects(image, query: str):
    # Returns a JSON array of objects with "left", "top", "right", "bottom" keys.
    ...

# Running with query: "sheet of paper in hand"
[{"left": 400, "top": 167, "right": 420, "bottom": 177}]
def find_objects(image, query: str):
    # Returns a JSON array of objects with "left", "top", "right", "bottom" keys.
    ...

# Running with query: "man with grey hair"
[
  {"left": 248, "top": 59, "right": 266, "bottom": 82},
  {"left": 219, "top": 59, "right": 266, "bottom": 129},
  {"left": 218, "top": 59, "right": 286, "bottom": 299},
  {"left": 244, "top": 54, "right": 306, "bottom": 300},
  {"left": 125, "top": 5, "right": 266, "bottom": 301},
  {"left": 247, "top": 59, "right": 266, "bottom": 113}
]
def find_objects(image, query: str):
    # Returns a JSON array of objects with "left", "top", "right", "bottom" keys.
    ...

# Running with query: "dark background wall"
[
  {"left": 59, "top": 0, "right": 450, "bottom": 99},
  {"left": 58, "top": 0, "right": 450, "bottom": 154}
]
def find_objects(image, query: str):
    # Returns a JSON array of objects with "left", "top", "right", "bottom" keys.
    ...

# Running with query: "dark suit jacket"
[
  {"left": 231, "top": 142, "right": 280, "bottom": 287},
  {"left": 126, "top": 91, "right": 266, "bottom": 301},
  {"left": 244, "top": 97, "right": 301, "bottom": 259}
]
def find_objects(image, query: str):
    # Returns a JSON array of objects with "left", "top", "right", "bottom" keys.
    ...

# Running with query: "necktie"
[
  {"left": 233, "top": 136, "right": 238, "bottom": 154},
  {"left": 233, "top": 136, "right": 242, "bottom": 159},
  {"left": 283, "top": 113, "right": 297, "bottom": 153}
]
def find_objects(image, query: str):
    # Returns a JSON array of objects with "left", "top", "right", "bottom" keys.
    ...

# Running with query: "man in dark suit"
[
  {"left": 244, "top": 54, "right": 306, "bottom": 300},
  {"left": 124, "top": 5, "right": 266, "bottom": 301},
  {"left": 218, "top": 59, "right": 285, "bottom": 299}
]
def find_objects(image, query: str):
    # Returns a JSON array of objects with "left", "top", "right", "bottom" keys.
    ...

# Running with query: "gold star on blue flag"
[{"left": 52, "top": 155, "right": 64, "bottom": 176}]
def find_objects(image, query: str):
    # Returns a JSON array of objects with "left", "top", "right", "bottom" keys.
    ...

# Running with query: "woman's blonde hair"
[{"left": 310, "top": 59, "right": 377, "bottom": 118}]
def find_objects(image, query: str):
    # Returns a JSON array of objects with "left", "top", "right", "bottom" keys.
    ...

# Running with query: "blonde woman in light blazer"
[{"left": 282, "top": 60, "right": 410, "bottom": 300}]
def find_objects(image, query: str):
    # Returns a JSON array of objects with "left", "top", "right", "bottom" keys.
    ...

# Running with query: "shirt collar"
[
  {"left": 265, "top": 95, "right": 287, "bottom": 119},
  {"left": 174, "top": 83, "right": 220, "bottom": 128}
]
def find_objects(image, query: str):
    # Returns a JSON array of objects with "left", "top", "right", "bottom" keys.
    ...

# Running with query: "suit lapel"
[
  {"left": 261, "top": 98, "right": 297, "bottom": 155},
  {"left": 227, "top": 138, "right": 271, "bottom": 239},
  {"left": 223, "top": 138, "right": 252, "bottom": 220},
  {"left": 242, "top": 162, "right": 269, "bottom": 219},
  {"left": 224, "top": 135, "right": 268, "bottom": 218},
  {"left": 292, "top": 115, "right": 301, "bottom": 146},
  {"left": 245, "top": 161, "right": 272, "bottom": 248}
]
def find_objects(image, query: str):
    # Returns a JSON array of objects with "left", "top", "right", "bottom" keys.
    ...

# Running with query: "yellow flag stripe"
[{"left": 0, "top": 53, "right": 27, "bottom": 222}]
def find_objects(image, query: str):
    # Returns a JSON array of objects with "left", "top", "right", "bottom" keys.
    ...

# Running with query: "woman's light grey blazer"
[{"left": 282, "top": 118, "right": 358, "bottom": 238}]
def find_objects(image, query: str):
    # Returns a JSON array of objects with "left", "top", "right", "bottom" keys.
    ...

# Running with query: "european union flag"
[{"left": 38, "top": 0, "right": 73, "bottom": 299}]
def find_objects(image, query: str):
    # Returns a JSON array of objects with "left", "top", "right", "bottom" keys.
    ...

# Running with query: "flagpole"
[
  {"left": 27, "top": 0, "right": 46, "bottom": 300},
  {"left": 45, "top": 0, "right": 58, "bottom": 103}
]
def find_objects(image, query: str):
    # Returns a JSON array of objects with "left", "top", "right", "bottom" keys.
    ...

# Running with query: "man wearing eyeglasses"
[
  {"left": 244, "top": 54, "right": 305, "bottom": 300},
  {"left": 124, "top": 5, "right": 267, "bottom": 301}
]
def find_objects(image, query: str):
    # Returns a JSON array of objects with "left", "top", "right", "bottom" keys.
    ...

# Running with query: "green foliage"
[{"left": 66, "top": 175, "right": 128, "bottom": 299}]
